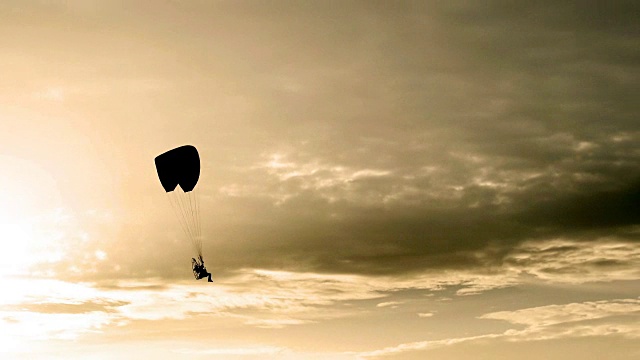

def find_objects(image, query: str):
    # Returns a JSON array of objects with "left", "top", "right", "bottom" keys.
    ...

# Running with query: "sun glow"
[
  {"left": 0, "top": 205, "right": 38, "bottom": 353},
  {"left": 0, "top": 211, "right": 33, "bottom": 276},
  {"left": 0, "top": 156, "right": 65, "bottom": 276}
]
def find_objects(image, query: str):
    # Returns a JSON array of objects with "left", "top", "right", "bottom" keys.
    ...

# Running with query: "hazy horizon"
[{"left": 1, "top": 1, "right": 638, "bottom": 359}]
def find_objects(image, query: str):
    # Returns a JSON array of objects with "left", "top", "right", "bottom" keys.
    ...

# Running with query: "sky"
[{"left": 0, "top": 0, "right": 639, "bottom": 359}]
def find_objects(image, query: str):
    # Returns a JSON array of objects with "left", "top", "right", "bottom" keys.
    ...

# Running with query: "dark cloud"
[
  {"left": 13, "top": 1, "right": 636, "bottom": 280},
  {"left": 517, "top": 178, "right": 640, "bottom": 232},
  {"left": 195, "top": 1, "right": 639, "bottom": 275}
]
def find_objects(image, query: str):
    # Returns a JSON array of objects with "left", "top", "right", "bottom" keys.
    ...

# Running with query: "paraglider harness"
[{"left": 191, "top": 255, "right": 210, "bottom": 280}]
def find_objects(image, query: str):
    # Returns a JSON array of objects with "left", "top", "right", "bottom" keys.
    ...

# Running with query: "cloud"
[
  {"left": 358, "top": 298, "right": 640, "bottom": 359},
  {"left": 377, "top": 301, "right": 403, "bottom": 308},
  {"left": 4, "top": 254, "right": 639, "bottom": 357},
  {"left": 204, "top": 147, "right": 640, "bottom": 276},
  {"left": 5, "top": 0, "right": 637, "bottom": 283},
  {"left": 0, "top": 265, "right": 524, "bottom": 344},
  {"left": 3, "top": 300, "right": 126, "bottom": 315},
  {"left": 504, "top": 238, "right": 640, "bottom": 283},
  {"left": 2, "top": 3, "right": 638, "bottom": 358},
  {"left": 480, "top": 298, "right": 640, "bottom": 329},
  {"left": 0, "top": 253, "right": 589, "bottom": 344},
  {"left": 7, "top": 245, "right": 639, "bottom": 346},
  {"left": 174, "top": 345, "right": 289, "bottom": 356},
  {"left": 0, "top": 271, "right": 385, "bottom": 342},
  {"left": 28, "top": 198, "right": 640, "bottom": 301},
  {"left": 243, "top": 318, "right": 313, "bottom": 329},
  {"left": 356, "top": 334, "right": 502, "bottom": 359},
  {"left": 188, "top": 0, "right": 640, "bottom": 277},
  {"left": 0, "top": 310, "right": 114, "bottom": 341}
]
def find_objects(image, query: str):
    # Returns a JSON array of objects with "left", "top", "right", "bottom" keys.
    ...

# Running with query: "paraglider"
[
  {"left": 192, "top": 255, "right": 212, "bottom": 282},
  {"left": 154, "top": 145, "right": 211, "bottom": 282}
]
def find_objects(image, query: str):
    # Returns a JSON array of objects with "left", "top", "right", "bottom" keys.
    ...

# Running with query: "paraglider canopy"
[
  {"left": 154, "top": 145, "right": 200, "bottom": 193},
  {"left": 154, "top": 145, "right": 203, "bottom": 258}
]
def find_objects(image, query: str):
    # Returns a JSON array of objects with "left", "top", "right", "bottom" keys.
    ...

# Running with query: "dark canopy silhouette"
[
  {"left": 154, "top": 145, "right": 200, "bottom": 193},
  {"left": 155, "top": 145, "right": 203, "bottom": 259}
]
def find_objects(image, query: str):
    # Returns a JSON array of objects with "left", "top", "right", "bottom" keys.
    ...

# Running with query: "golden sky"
[{"left": 1, "top": 1, "right": 639, "bottom": 359}]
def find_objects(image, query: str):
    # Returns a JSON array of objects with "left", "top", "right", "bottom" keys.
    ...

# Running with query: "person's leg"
[{"left": 207, "top": 273, "right": 213, "bottom": 282}]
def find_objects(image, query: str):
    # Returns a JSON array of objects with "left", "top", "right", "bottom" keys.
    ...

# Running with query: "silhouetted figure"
[{"left": 192, "top": 255, "right": 212, "bottom": 282}]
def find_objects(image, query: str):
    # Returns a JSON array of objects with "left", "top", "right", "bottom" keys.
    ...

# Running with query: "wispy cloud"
[
  {"left": 0, "top": 266, "right": 514, "bottom": 345},
  {"left": 376, "top": 301, "right": 403, "bottom": 308},
  {"left": 505, "top": 239, "right": 640, "bottom": 283},
  {"left": 174, "top": 345, "right": 289, "bottom": 356},
  {"left": 357, "top": 298, "right": 640, "bottom": 359},
  {"left": 480, "top": 298, "right": 640, "bottom": 331}
]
